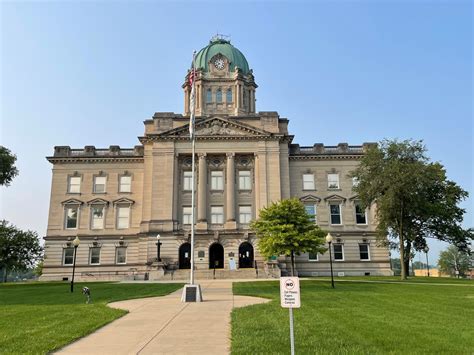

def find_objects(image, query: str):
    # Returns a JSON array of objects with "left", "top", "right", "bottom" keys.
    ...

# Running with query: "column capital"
[
  {"left": 226, "top": 152, "right": 235, "bottom": 158},
  {"left": 198, "top": 153, "right": 207, "bottom": 159}
]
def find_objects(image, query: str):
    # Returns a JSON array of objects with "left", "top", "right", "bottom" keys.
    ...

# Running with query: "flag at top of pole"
[{"left": 189, "top": 51, "right": 197, "bottom": 139}]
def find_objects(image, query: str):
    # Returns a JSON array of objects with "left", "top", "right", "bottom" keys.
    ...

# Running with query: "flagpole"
[{"left": 190, "top": 50, "right": 196, "bottom": 286}]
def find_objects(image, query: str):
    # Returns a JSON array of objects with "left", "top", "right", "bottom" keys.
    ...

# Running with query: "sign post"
[{"left": 280, "top": 277, "right": 300, "bottom": 355}]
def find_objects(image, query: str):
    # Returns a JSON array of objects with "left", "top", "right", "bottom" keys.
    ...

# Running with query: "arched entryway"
[
  {"left": 209, "top": 243, "right": 224, "bottom": 269},
  {"left": 239, "top": 242, "right": 254, "bottom": 268},
  {"left": 179, "top": 243, "right": 191, "bottom": 269}
]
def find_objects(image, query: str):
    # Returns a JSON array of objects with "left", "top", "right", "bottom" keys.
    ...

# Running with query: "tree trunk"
[
  {"left": 404, "top": 241, "right": 411, "bottom": 277},
  {"left": 290, "top": 251, "right": 295, "bottom": 277},
  {"left": 2, "top": 267, "right": 7, "bottom": 283}
]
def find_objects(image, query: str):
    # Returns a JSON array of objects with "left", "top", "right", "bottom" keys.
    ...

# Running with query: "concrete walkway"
[{"left": 57, "top": 280, "right": 270, "bottom": 355}]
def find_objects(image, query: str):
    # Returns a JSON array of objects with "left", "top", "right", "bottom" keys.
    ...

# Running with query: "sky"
[{"left": 1, "top": 0, "right": 472, "bottom": 264}]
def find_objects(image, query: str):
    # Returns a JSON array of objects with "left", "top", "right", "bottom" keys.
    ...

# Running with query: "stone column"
[
  {"left": 225, "top": 153, "right": 236, "bottom": 229},
  {"left": 184, "top": 88, "right": 190, "bottom": 115},
  {"left": 197, "top": 153, "right": 207, "bottom": 229},
  {"left": 236, "top": 84, "right": 240, "bottom": 111}
]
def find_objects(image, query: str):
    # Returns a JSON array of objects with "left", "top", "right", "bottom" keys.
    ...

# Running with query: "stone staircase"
[{"left": 160, "top": 268, "right": 270, "bottom": 281}]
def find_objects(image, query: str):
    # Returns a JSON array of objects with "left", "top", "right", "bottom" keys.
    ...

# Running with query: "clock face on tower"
[{"left": 214, "top": 58, "right": 225, "bottom": 70}]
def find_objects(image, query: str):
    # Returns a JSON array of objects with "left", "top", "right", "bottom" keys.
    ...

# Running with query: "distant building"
[{"left": 41, "top": 37, "right": 392, "bottom": 281}]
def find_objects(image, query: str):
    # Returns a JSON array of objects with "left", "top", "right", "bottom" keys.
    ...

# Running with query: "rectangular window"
[
  {"left": 352, "top": 177, "right": 359, "bottom": 187},
  {"left": 119, "top": 176, "right": 131, "bottom": 193},
  {"left": 117, "top": 206, "right": 130, "bottom": 229},
  {"left": 239, "top": 170, "right": 251, "bottom": 190},
  {"left": 308, "top": 253, "right": 318, "bottom": 261},
  {"left": 94, "top": 176, "right": 107, "bottom": 193},
  {"left": 359, "top": 244, "right": 370, "bottom": 261},
  {"left": 68, "top": 176, "right": 81, "bottom": 193},
  {"left": 210, "top": 206, "right": 224, "bottom": 224},
  {"left": 211, "top": 171, "right": 224, "bottom": 190},
  {"left": 63, "top": 248, "right": 75, "bottom": 265},
  {"left": 183, "top": 171, "right": 193, "bottom": 191},
  {"left": 328, "top": 173, "right": 340, "bottom": 189},
  {"left": 239, "top": 205, "right": 252, "bottom": 224},
  {"left": 183, "top": 206, "right": 193, "bottom": 225},
  {"left": 116, "top": 247, "right": 127, "bottom": 264},
  {"left": 333, "top": 244, "right": 344, "bottom": 261},
  {"left": 65, "top": 207, "right": 79, "bottom": 229},
  {"left": 355, "top": 203, "right": 367, "bottom": 224},
  {"left": 91, "top": 206, "right": 105, "bottom": 229},
  {"left": 89, "top": 247, "right": 101, "bottom": 265},
  {"left": 304, "top": 204, "right": 317, "bottom": 223},
  {"left": 330, "top": 204, "right": 342, "bottom": 225},
  {"left": 303, "top": 174, "right": 315, "bottom": 190}
]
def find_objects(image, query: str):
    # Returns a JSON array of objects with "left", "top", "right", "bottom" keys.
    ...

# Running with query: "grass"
[
  {"left": 231, "top": 278, "right": 474, "bottom": 355},
  {"left": 0, "top": 281, "right": 183, "bottom": 354}
]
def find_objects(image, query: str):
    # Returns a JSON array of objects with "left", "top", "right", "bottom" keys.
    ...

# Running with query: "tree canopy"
[
  {"left": 0, "top": 146, "right": 19, "bottom": 186},
  {"left": 438, "top": 245, "right": 472, "bottom": 277},
  {"left": 250, "top": 198, "right": 327, "bottom": 275},
  {"left": 351, "top": 139, "right": 472, "bottom": 280},
  {"left": 0, "top": 220, "right": 43, "bottom": 282}
]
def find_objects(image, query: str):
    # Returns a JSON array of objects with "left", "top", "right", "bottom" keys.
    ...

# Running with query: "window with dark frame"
[
  {"left": 330, "top": 204, "right": 341, "bottom": 225},
  {"left": 359, "top": 244, "right": 370, "bottom": 260},
  {"left": 89, "top": 247, "right": 101, "bottom": 265},
  {"left": 65, "top": 206, "right": 79, "bottom": 229},
  {"left": 116, "top": 247, "right": 127, "bottom": 264},
  {"left": 355, "top": 203, "right": 367, "bottom": 224},
  {"left": 333, "top": 244, "right": 344, "bottom": 260},
  {"left": 63, "top": 248, "right": 74, "bottom": 265},
  {"left": 308, "top": 252, "right": 318, "bottom": 261}
]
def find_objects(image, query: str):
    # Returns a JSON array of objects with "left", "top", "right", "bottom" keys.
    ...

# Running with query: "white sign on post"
[{"left": 280, "top": 277, "right": 301, "bottom": 308}]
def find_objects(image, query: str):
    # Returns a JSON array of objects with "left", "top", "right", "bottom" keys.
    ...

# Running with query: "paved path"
[{"left": 57, "top": 280, "right": 269, "bottom": 355}]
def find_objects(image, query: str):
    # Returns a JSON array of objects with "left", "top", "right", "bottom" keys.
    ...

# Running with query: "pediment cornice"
[
  {"left": 61, "top": 198, "right": 83, "bottom": 206},
  {"left": 323, "top": 194, "right": 347, "bottom": 202},
  {"left": 113, "top": 197, "right": 135, "bottom": 205},
  {"left": 140, "top": 116, "right": 289, "bottom": 143},
  {"left": 87, "top": 198, "right": 109, "bottom": 206},
  {"left": 300, "top": 195, "right": 322, "bottom": 203}
]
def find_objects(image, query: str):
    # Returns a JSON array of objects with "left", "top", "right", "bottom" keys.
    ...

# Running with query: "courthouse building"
[{"left": 41, "top": 37, "right": 392, "bottom": 280}]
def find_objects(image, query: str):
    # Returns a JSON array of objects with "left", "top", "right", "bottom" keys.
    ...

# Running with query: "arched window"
[
  {"left": 216, "top": 88, "right": 222, "bottom": 103},
  {"left": 206, "top": 89, "right": 212, "bottom": 103},
  {"left": 226, "top": 88, "right": 232, "bottom": 103}
]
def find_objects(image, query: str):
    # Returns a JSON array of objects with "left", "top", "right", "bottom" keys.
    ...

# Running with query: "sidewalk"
[{"left": 56, "top": 280, "right": 270, "bottom": 355}]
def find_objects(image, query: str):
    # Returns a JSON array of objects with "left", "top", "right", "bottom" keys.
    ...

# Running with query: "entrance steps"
[{"left": 161, "top": 268, "right": 270, "bottom": 281}]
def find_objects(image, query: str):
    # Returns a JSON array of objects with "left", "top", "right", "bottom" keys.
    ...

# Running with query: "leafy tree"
[
  {"left": 0, "top": 146, "right": 19, "bottom": 186},
  {"left": 438, "top": 245, "right": 472, "bottom": 277},
  {"left": 250, "top": 198, "right": 326, "bottom": 276},
  {"left": 34, "top": 260, "right": 44, "bottom": 277},
  {"left": 351, "top": 139, "right": 472, "bottom": 280},
  {"left": 0, "top": 220, "right": 43, "bottom": 282}
]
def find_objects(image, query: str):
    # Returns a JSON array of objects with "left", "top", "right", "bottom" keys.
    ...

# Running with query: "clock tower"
[{"left": 183, "top": 36, "right": 257, "bottom": 117}]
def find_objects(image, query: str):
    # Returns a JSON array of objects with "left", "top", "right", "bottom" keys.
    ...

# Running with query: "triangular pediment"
[
  {"left": 324, "top": 194, "right": 347, "bottom": 202},
  {"left": 87, "top": 198, "right": 109, "bottom": 206},
  {"left": 113, "top": 197, "right": 135, "bottom": 205},
  {"left": 300, "top": 195, "right": 321, "bottom": 203},
  {"left": 348, "top": 195, "right": 360, "bottom": 201},
  {"left": 61, "top": 198, "right": 83, "bottom": 205},
  {"left": 159, "top": 117, "right": 272, "bottom": 138}
]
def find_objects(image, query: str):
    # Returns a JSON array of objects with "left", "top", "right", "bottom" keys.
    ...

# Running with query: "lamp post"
[
  {"left": 326, "top": 233, "right": 335, "bottom": 289},
  {"left": 70, "top": 236, "right": 80, "bottom": 293},
  {"left": 424, "top": 246, "right": 430, "bottom": 277},
  {"left": 156, "top": 234, "right": 162, "bottom": 262}
]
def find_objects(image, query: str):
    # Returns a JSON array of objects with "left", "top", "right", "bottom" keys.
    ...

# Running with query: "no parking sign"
[{"left": 280, "top": 277, "right": 301, "bottom": 308}]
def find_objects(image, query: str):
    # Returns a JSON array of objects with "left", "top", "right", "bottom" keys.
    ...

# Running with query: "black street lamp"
[
  {"left": 70, "top": 236, "right": 80, "bottom": 293},
  {"left": 424, "top": 246, "right": 430, "bottom": 277},
  {"left": 156, "top": 234, "right": 162, "bottom": 262},
  {"left": 326, "top": 233, "right": 335, "bottom": 289}
]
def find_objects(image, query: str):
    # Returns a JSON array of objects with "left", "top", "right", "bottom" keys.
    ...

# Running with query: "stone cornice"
[
  {"left": 289, "top": 155, "right": 362, "bottom": 161},
  {"left": 47, "top": 157, "right": 144, "bottom": 164}
]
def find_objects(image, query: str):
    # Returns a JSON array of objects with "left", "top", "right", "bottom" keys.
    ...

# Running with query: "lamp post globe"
[
  {"left": 156, "top": 234, "right": 162, "bottom": 262},
  {"left": 70, "top": 236, "right": 80, "bottom": 293},
  {"left": 424, "top": 245, "right": 430, "bottom": 277},
  {"left": 326, "top": 233, "right": 335, "bottom": 289}
]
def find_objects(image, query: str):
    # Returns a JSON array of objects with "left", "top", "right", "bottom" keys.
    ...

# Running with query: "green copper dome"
[{"left": 194, "top": 38, "right": 250, "bottom": 74}]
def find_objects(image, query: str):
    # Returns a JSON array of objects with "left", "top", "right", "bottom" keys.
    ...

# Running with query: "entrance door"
[
  {"left": 209, "top": 243, "right": 224, "bottom": 269},
  {"left": 179, "top": 243, "right": 191, "bottom": 269},
  {"left": 239, "top": 242, "right": 254, "bottom": 268}
]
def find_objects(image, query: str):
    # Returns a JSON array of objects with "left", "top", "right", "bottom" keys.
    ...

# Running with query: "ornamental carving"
[{"left": 195, "top": 120, "right": 247, "bottom": 136}]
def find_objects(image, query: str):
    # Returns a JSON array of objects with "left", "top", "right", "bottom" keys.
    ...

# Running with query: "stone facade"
[{"left": 41, "top": 37, "right": 392, "bottom": 281}]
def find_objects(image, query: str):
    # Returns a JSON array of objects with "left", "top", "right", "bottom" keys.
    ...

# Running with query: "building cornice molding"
[
  {"left": 47, "top": 157, "right": 144, "bottom": 164},
  {"left": 289, "top": 155, "right": 362, "bottom": 161}
]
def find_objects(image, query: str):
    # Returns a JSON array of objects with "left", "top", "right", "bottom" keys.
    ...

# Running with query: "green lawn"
[
  {"left": 232, "top": 278, "right": 474, "bottom": 354},
  {"left": 0, "top": 282, "right": 182, "bottom": 354}
]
